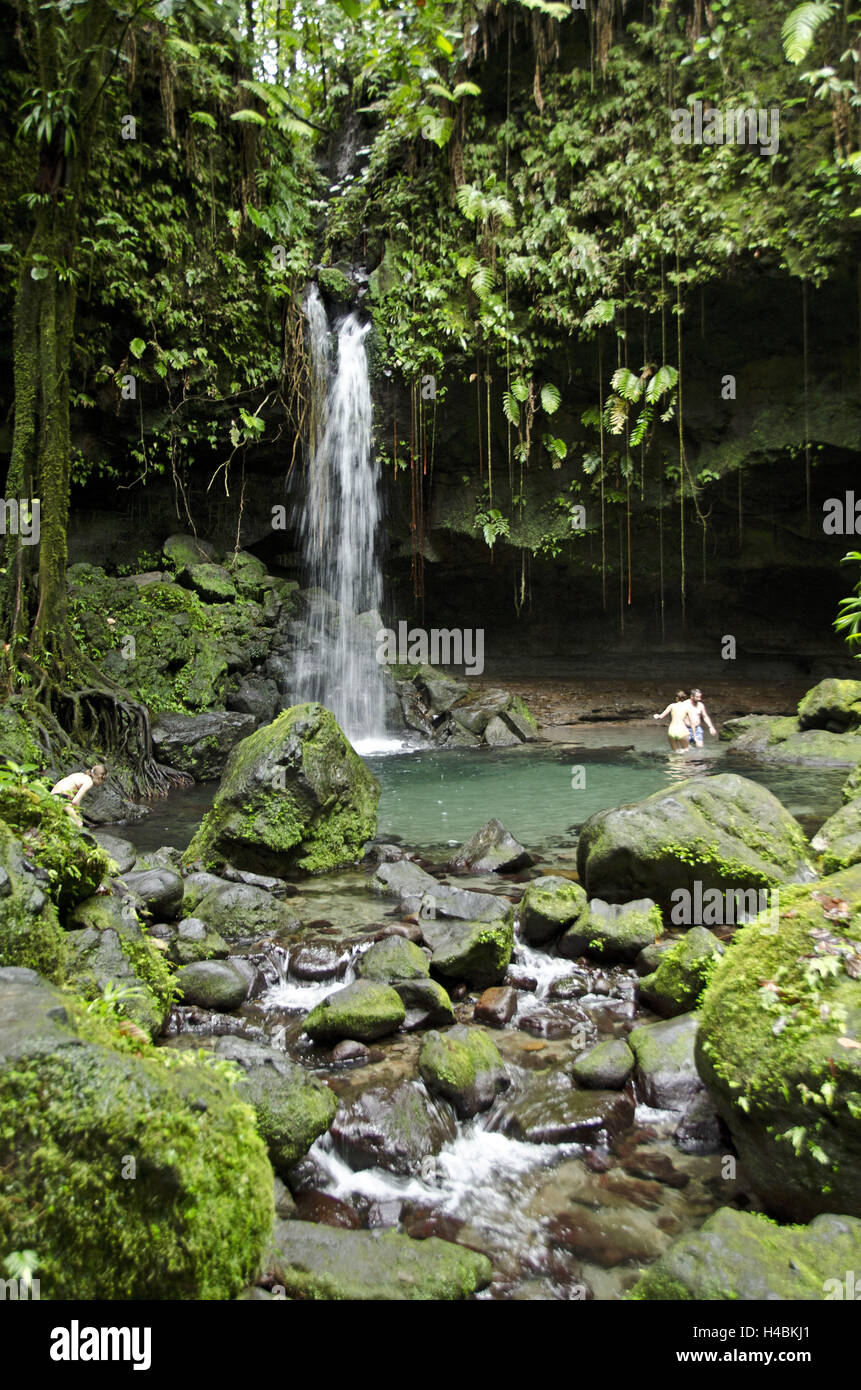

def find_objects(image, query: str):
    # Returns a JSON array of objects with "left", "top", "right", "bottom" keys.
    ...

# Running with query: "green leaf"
[
  {"left": 511, "top": 377, "right": 529, "bottom": 403},
  {"left": 452, "top": 82, "right": 481, "bottom": 99},
  {"left": 502, "top": 391, "right": 521, "bottom": 427},
  {"left": 435, "top": 34, "right": 455, "bottom": 56},
  {"left": 129, "top": 338, "right": 146, "bottom": 359},
  {"left": 30, "top": 266, "right": 50, "bottom": 281},
  {"left": 610, "top": 367, "right": 642, "bottom": 402},
  {"left": 230, "top": 109, "right": 267, "bottom": 126},
  {"left": 781, "top": 2, "right": 838, "bottom": 64},
  {"left": 190, "top": 111, "right": 217, "bottom": 130},
  {"left": 337, "top": 0, "right": 362, "bottom": 17},
  {"left": 540, "top": 383, "right": 561, "bottom": 415}
]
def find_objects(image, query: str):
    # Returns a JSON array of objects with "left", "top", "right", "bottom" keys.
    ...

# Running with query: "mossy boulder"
[
  {"left": 357, "top": 936, "right": 430, "bottom": 983},
  {"left": 721, "top": 716, "right": 861, "bottom": 766},
  {"left": 227, "top": 550, "right": 268, "bottom": 598},
  {"left": 696, "top": 865, "right": 861, "bottom": 1221},
  {"left": 0, "top": 968, "right": 273, "bottom": 1299},
  {"left": 629, "top": 1012, "right": 702, "bottom": 1111},
  {"left": 168, "top": 917, "right": 230, "bottom": 965},
  {"left": 639, "top": 927, "right": 724, "bottom": 1017},
  {"left": 163, "top": 533, "right": 216, "bottom": 569},
  {"left": 422, "top": 914, "right": 515, "bottom": 989},
  {"left": 265, "top": 1221, "right": 492, "bottom": 1300},
  {"left": 175, "top": 636, "right": 229, "bottom": 710},
  {"left": 0, "top": 821, "right": 67, "bottom": 981},
  {"left": 571, "top": 1038, "right": 635, "bottom": 1090},
  {"left": 577, "top": 773, "right": 813, "bottom": 907},
  {"left": 180, "top": 562, "right": 237, "bottom": 603},
  {"left": 193, "top": 882, "right": 301, "bottom": 942},
  {"left": 117, "top": 867, "right": 184, "bottom": 921},
  {"left": 176, "top": 959, "right": 250, "bottom": 1012},
  {"left": 303, "top": 979, "right": 406, "bottom": 1043},
  {"left": 517, "top": 875, "right": 588, "bottom": 945},
  {"left": 213, "top": 1036, "right": 337, "bottom": 1173},
  {"left": 184, "top": 703, "right": 380, "bottom": 876},
  {"left": 0, "top": 704, "right": 43, "bottom": 766},
  {"left": 798, "top": 679, "right": 861, "bottom": 733},
  {"left": 843, "top": 762, "right": 861, "bottom": 803},
  {"left": 630, "top": 1208, "right": 861, "bottom": 1300},
  {"left": 65, "top": 893, "right": 175, "bottom": 1037},
  {"left": 0, "top": 784, "right": 109, "bottom": 913},
  {"left": 581, "top": 897, "right": 663, "bottom": 963},
  {"left": 419, "top": 1024, "right": 509, "bottom": 1118},
  {"left": 811, "top": 798, "right": 861, "bottom": 874}
]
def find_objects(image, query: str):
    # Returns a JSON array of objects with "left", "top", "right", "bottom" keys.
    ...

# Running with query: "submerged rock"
[
  {"left": 302, "top": 979, "right": 406, "bottom": 1043},
  {"left": 213, "top": 1036, "right": 337, "bottom": 1174},
  {"left": 265, "top": 1221, "right": 492, "bottom": 1300},
  {"left": 577, "top": 773, "right": 813, "bottom": 906},
  {"left": 696, "top": 865, "right": 861, "bottom": 1221},
  {"left": 630, "top": 1208, "right": 861, "bottom": 1300},
  {"left": 330, "top": 1078, "right": 456, "bottom": 1175},
  {"left": 0, "top": 969, "right": 272, "bottom": 1299},
  {"left": 419, "top": 1024, "right": 509, "bottom": 1118},
  {"left": 184, "top": 703, "right": 380, "bottom": 876}
]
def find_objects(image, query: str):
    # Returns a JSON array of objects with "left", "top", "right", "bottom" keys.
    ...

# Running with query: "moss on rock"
[
  {"left": 0, "top": 784, "right": 109, "bottom": 914},
  {"left": 0, "top": 969, "right": 273, "bottom": 1299},
  {"left": 184, "top": 703, "right": 380, "bottom": 876},
  {"left": 696, "top": 864, "right": 861, "bottom": 1220},
  {"left": 419, "top": 1023, "right": 508, "bottom": 1117},
  {"left": 303, "top": 979, "right": 406, "bottom": 1043},
  {"left": 0, "top": 821, "right": 67, "bottom": 981},
  {"left": 811, "top": 798, "right": 861, "bottom": 873},
  {"left": 639, "top": 926, "right": 723, "bottom": 1017}
]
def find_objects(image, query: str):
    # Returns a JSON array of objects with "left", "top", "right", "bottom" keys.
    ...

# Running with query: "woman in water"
[
  {"left": 50, "top": 764, "right": 107, "bottom": 823},
  {"left": 653, "top": 692, "right": 693, "bottom": 751}
]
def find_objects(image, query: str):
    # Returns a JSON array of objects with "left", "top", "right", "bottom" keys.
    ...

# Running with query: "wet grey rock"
[
  {"left": 92, "top": 832, "right": 137, "bottom": 875},
  {"left": 580, "top": 897, "right": 663, "bottom": 964},
  {"left": 419, "top": 1025, "right": 509, "bottom": 1118},
  {"left": 417, "top": 673, "right": 470, "bottom": 715},
  {"left": 674, "top": 1090, "right": 724, "bottom": 1154},
  {"left": 449, "top": 819, "right": 533, "bottom": 874},
  {"left": 331, "top": 1040, "right": 372, "bottom": 1065},
  {"left": 496, "top": 1076, "right": 634, "bottom": 1145},
  {"left": 176, "top": 959, "right": 250, "bottom": 1012},
  {"left": 82, "top": 785, "right": 150, "bottom": 825},
  {"left": 483, "top": 715, "right": 521, "bottom": 747},
  {"left": 116, "top": 867, "right": 184, "bottom": 921},
  {"left": 151, "top": 710, "right": 256, "bottom": 780},
  {"left": 227, "top": 678, "right": 280, "bottom": 726},
  {"left": 373, "top": 859, "right": 508, "bottom": 923},
  {"left": 194, "top": 882, "right": 301, "bottom": 941},
  {"left": 421, "top": 915, "right": 514, "bottom": 989},
  {"left": 330, "top": 1079, "right": 456, "bottom": 1176},
  {"left": 356, "top": 936, "right": 430, "bottom": 983},
  {"left": 571, "top": 1038, "right": 635, "bottom": 1090},
  {"left": 392, "top": 978, "right": 455, "bottom": 1030},
  {"left": 473, "top": 985, "right": 517, "bottom": 1027},
  {"left": 628, "top": 1012, "right": 703, "bottom": 1111},
  {"left": 287, "top": 942, "right": 346, "bottom": 982},
  {"left": 222, "top": 867, "right": 292, "bottom": 895},
  {"left": 170, "top": 916, "right": 230, "bottom": 966},
  {"left": 519, "top": 875, "right": 588, "bottom": 946}
]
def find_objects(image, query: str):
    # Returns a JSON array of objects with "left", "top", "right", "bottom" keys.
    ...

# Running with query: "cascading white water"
[{"left": 292, "top": 285, "right": 390, "bottom": 750}]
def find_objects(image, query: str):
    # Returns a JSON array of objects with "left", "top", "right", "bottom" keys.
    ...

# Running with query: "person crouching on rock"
[
  {"left": 50, "top": 764, "right": 107, "bottom": 824},
  {"left": 653, "top": 692, "right": 692, "bottom": 752}
]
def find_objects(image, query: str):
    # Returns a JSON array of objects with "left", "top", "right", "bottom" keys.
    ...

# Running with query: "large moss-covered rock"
[
  {"left": 176, "top": 959, "right": 249, "bottom": 1012},
  {"left": 722, "top": 716, "right": 861, "bottom": 766},
  {"left": 0, "top": 821, "right": 67, "bottom": 981},
  {"left": 357, "top": 936, "right": 430, "bottom": 983},
  {"left": 180, "top": 561, "right": 237, "bottom": 603},
  {"left": 811, "top": 798, "right": 861, "bottom": 874},
  {"left": 193, "top": 882, "right": 301, "bottom": 942},
  {"left": 419, "top": 1024, "right": 509, "bottom": 1118},
  {"left": 798, "top": 679, "right": 861, "bottom": 733},
  {"left": 630, "top": 1208, "right": 861, "bottom": 1300},
  {"left": 265, "top": 1221, "right": 492, "bottom": 1300},
  {"left": 421, "top": 915, "right": 515, "bottom": 988},
  {"left": 184, "top": 703, "right": 380, "bottom": 875},
  {"left": 0, "top": 784, "right": 109, "bottom": 913},
  {"left": 696, "top": 865, "right": 861, "bottom": 1221},
  {"left": 577, "top": 773, "right": 813, "bottom": 906},
  {"left": 65, "top": 893, "right": 175, "bottom": 1037},
  {"left": 0, "top": 968, "right": 273, "bottom": 1299},
  {"left": 581, "top": 897, "right": 663, "bottom": 963},
  {"left": 213, "top": 1037, "right": 337, "bottom": 1173},
  {"left": 639, "top": 927, "right": 724, "bottom": 1017},
  {"left": 517, "top": 875, "right": 588, "bottom": 945},
  {"left": 303, "top": 979, "right": 406, "bottom": 1043}
]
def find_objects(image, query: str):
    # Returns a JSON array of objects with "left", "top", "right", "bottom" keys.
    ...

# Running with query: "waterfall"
[{"left": 292, "top": 286, "right": 389, "bottom": 750}]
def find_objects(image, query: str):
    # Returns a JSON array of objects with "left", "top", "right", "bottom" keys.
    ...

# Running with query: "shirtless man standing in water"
[
  {"left": 684, "top": 689, "right": 717, "bottom": 749},
  {"left": 51, "top": 764, "right": 107, "bottom": 822}
]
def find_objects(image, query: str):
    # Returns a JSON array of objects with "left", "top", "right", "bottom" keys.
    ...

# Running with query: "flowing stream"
[{"left": 291, "top": 286, "right": 389, "bottom": 749}]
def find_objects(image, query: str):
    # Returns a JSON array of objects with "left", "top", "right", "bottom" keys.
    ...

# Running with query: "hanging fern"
[
  {"left": 540, "top": 382, "right": 561, "bottom": 414},
  {"left": 781, "top": 2, "right": 838, "bottom": 64}
]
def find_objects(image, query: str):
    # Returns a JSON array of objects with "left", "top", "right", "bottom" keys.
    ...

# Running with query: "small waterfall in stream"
[{"left": 292, "top": 285, "right": 389, "bottom": 751}]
